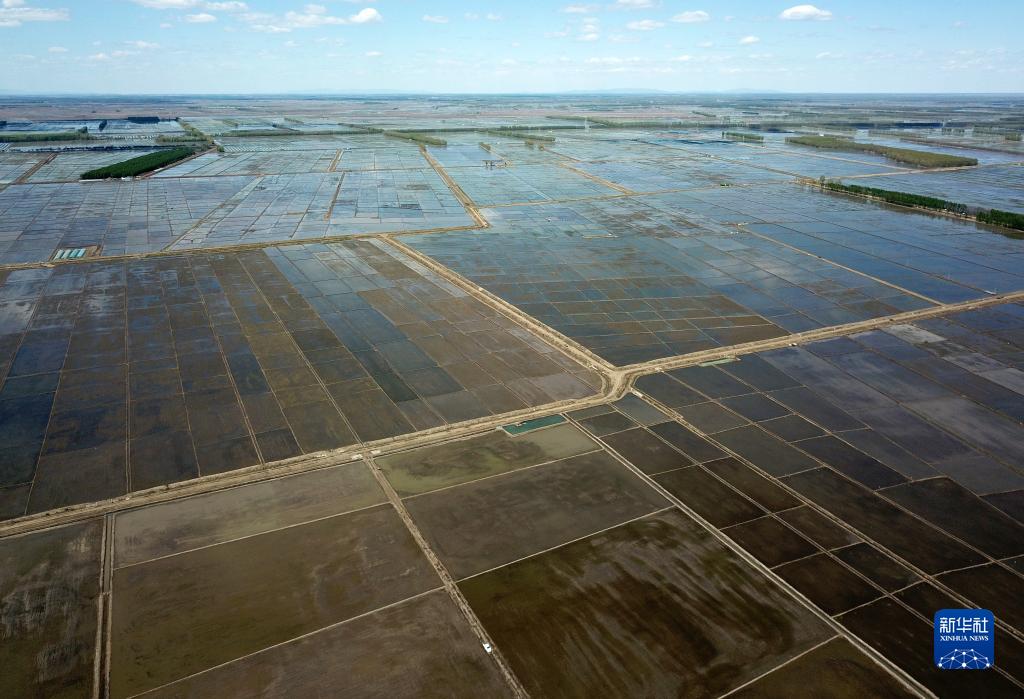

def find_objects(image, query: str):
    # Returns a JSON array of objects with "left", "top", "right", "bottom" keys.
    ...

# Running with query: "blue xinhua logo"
[{"left": 934, "top": 609, "right": 995, "bottom": 670}]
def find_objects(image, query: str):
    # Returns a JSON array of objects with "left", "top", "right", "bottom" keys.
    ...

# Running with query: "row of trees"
[
  {"left": 821, "top": 181, "right": 1024, "bottom": 232},
  {"left": 787, "top": 135, "right": 977, "bottom": 168},
  {"left": 80, "top": 147, "right": 196, "bottom": 179}
]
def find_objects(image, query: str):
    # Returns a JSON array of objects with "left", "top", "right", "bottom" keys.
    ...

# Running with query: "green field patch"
[{"left": 80, "top": 147, "right": 196, "bottom": 179}]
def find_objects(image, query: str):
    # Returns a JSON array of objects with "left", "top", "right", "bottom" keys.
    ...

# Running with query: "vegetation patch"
[
  {"left": 80, "top": 147, "right": 196, "bottom": 179},
  {"left": 977, "top": 209, "right": 1024, "bottom": 231},
  {"left": 786, "top": 135, "right": 977, "bottom": 168},
  {"left": 382, "top": 131, "right": 447, "bottom": 146},
  {"left": 822, "top": 181, "right": 1024, "bottom": 232},
  {"left": 156, "top": 134, "right": 209, "bottom": 144},
  {"left": 175, "top": 119, "right": 214, "bottom": 147},
  {"left": 0, "top": 128, "right": 90, "bottom": 142},
  {"left": 823, "top": 181, "right": 968, "bottom": 215},
  {"left": 485, "top": 129, "right": 555, "bottom": 142},
  {"left": 226, "top": 128, "right": 291, "bottom": 137},
  {"left": 722, "top": 131, "right": 764, "bottom": 143}
]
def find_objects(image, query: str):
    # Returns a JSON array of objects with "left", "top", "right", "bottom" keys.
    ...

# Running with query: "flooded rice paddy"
[{"left": 2, "top": 113, "right": 1024, "bottom": 698}]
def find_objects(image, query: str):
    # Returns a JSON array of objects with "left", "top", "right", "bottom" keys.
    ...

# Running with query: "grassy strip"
[
  {"left": 226, "top": 128, "right": 293, "bottom": 137},
  {"left": 722, "top": 131, "right": 763, "bottom": 143},
  {"left": 224, "top": 128, "right": 365, "bottom": 137},
  {"left": 1, "top": 129, "right": 90, "bottom": 142},
  {"left": 484, "top": 129, "right": 555, "bottom": 142},
  {"left": 382, "top": 131, "right": 447, "bottom": 146},
  {"left": 823, "top": 181, "right": 1024, "bottom": 232},
  {"left": 155, "top": 134, "right": 209, "bottom": 144},
  {"left": 787, "top": 135, "right": 977, "bottom": 168},
  {"left": 80, "top": 147, "right": 196, "bottom": 179},
  {"left": 175, "top": 119, "right": 214, "bottom": 145},
  {"left": 588, "top": 118, "right": 689, "bottom": 128}
]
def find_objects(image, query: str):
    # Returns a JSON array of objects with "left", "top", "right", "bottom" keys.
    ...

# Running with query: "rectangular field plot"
[
  {"left": 0, "top": 176, "right": 255, "bottom": 263},
  {"left": 154, "top": 149, "right": 338, "bottom": 177},
  {"left": 842, "top": 163, "right": 1024, "bottom": 214},
  {"left": 649, "top": 136, "right": 911, "bottom": 177},
  {"left": 743, "top": 147, "right": 910, "bottom": 179},
  {"left": 442, "top": 162, "right": 618, "bottom": 205},
  {"left": 644, "top": 183, "right": 1024, "bottom": 302},
  {"left": 422, "top": 135, "right": 570, "bottom": 167},
  {"left": 574, "top": 155, "right": 791, "bottom": 191},
  {"left": 402, "top": 444, "right": 669, "bottom": 579},
  {"left": 545, "top": 135, "right": 689, "bottom": 162},
  {"left": 217, "top": 134, "right": 422, "bottom": 159},
  {"left": 335, "top": 146, "right": 434, "bottom": 171},
  {"left": 858, "top": 131, "right": 1022, "bottom": 166},
  {"left": 460, "top": 508, "right": 833, "bottom": 696},
  {"left": 408, "top": 199, "right": 927, "bottom": 365},
  {"left": 27, "top": 148, "right": 162, "bottom": 182},
  {"left": 0, "top": 239, "right": 600, "bottom": 519},
  {"left": 0, "top": 152, "right": 48, "bottom": 184},
  {"left": 110, "top": 501, "right": 441, "bottom": 697},
  {"left": 136, "top": 589, "right": 512, "bottom": 698},
  {"left": 169, "top": 169, "right": 472, "bottom": 249},
  {"left": 0, "top": 519, "right": 104, "bottom": 698}
]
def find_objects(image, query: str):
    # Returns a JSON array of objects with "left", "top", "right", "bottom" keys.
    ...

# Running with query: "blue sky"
[{"left": 1, "top": 0, "right": 1021, "bottom": 93}]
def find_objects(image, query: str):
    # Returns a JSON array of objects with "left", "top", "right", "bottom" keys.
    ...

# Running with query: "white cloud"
[
  {"left": 697, "top": 40, "right": 713, "bottom": 47},
  {"left": 365, "top": 50, "right": 382, "bottom": 57},
  {"left": 185, "top": 12, "right": 216, "bottom": 22},
  {"left": 779, "top": 5, "right": 832, "bottom": 21},
  {"left": 131, "top": 0, "right": 246, "bottom": 9},
  {"left": 132, "top": 0, "right": 198, "bottom": 8},
  {"left": 126, "top": 40, "right": 160, "bottom": 49},
  {"left": 626, "top": 19, "right": 663, "bottom": 31},
  {"left": 465, "top": 11, "right": 502, "bottom": 22},
  {"left": 673, "top": 54, "right": 692, "bottom": 61},
  {"left": 47, "top": 45, "right": 67, "bottom": 52},
  {"left": 563, "top": 4, "right": 595, "bottom": 13},
  {"left": 422, "top": 15, "right": 448, "bottom": 24},
  {"left": 0, "top": 1, "right": 69, "bottom": 27},
  {"left": 346, "top": 7, "right": 381, "bottom": 23},
  {"left": 815, "top": 51, "right": 844, "bottom": 59},
  {"left": 249, "top": 6, "right": 381, "bottom": 31},
  {"left": 89, "top": 49, "right": 140, "bottom": 61},
  {"left": 671, "top": 10, "right": 709, "bottom": 23},
  {"left": 615, "top": 0, "right": 655, "bottom": 8},
  {"left": 739, "top": 35, "right": 759, "bottom": 44}
]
